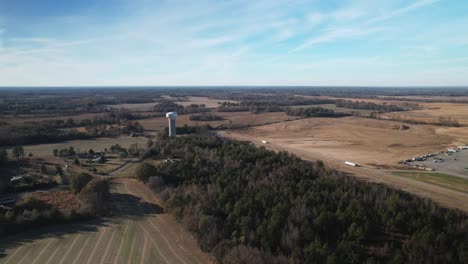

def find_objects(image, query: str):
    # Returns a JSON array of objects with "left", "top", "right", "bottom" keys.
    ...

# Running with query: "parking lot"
[{"left": 408, "top": 149, "right": 468, "bottom": 179}]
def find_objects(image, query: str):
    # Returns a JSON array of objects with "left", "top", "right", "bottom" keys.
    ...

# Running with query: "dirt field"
[
  {"left": 0, "top": 178, "right": 212, "bottom": 264},
  {"left": 229, "top": 116, "right": 459, "bottom": 167},
  {"left": 17, "top": 136, "right": 148, "bottom": 157}
]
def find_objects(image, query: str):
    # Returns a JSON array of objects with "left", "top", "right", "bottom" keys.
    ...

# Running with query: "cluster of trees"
[
  {"left": 335, "top": 100, "right": 409, "bottom": 112},
  {"left": 216, "top": 96, "right": 335, "bottom": 114},
  {"left": 6, "top": 173, "right": 58, "bottom": 193},
  {"left": 0, "top": 148, "right": 7, "bottom": 164},
  {"left": 0, "top": 174, "right": 110, "bottom": 236},
  {"left": 156, "top": 125, "right": 212, "bottom": 141},
  {"left": 0, "top": 196, "right": 67, "bottom": 235},
  {"left": 438, "top": 116, "right": 461, "bottom": 127},
  {"left": 41, "top": 110, "right": 144, "bottom": 129},
  {"left": 189, "top": 113, "right": 224, "bottom": 121},
  {"left": 286, "top": 107, "right": 350, "bottom": 118},
  {"left": 142, "top": 135, "right": 467, "bottom": 263},
  {"left": 120, "top": 121, "right": 144, "bottom": 134},
  {"left": 0, "top": 119, "right": 144, "bottom": 147},
  {"left": 0, "top": 124, "right": 93, "bottom": 146},
  {"left": 152, "top": 100, "right": 209, "bottom": 114},
  {"left": 53, "top": 146, "right": 76, "bottom": 157}
]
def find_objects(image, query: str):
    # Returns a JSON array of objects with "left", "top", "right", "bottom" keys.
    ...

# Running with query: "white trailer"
[{"left": 345, "top": 161, "right": 358, "bottom": 167}]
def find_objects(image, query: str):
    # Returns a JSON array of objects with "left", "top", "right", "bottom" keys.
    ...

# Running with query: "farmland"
[
  {"left": 0, "top": 178, "right": 212, "bottom": 264},
  {"left": 2, "top": 87, "right": 468, "bottom": 263},
  {"left": 380, "top": 102, "right": 468, "bottom": 125},
  {"left": 15, "top": 136, "right": 148, "bottom": 157},
  {"left": 175, "top": 96, "right": 238, "bottom": 108}
]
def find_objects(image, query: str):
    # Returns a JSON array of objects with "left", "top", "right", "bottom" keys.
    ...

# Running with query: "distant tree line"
[
  {"left": 335, "top": 99, "right": 411, "bottom": 112},
  {"left": 216, "top": 96, "right": 335, "bottom": 113},
  {"left": 152, "top": 100, "right": 210, "bottom": 114},
  {"left": 369, "top": 114, "right": 462, "bottom": 127},
  {"left": 0, "top": 124, "right": 93, "bottom": 147},
  {"left": 0, "top": 118, "right": 144, "bottom": 147},
  {"left": 140, "top": 134, "right": 467, "bottom": 263},
  {"left": 286, "top": 107, "right": 351, "bottom": 118},
  {"left": 189, "top": 113, "right": 224, "bottom": 121}
]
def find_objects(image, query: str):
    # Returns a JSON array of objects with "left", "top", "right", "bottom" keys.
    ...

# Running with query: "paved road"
[{"left": 0, "top": 178, "right": 212, "bottom": 264}]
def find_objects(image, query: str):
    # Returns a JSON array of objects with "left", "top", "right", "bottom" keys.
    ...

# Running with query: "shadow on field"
[
  {"left": 109, "top": 192, "right": 164, "bottom": 218},
  {"left": 0, "top": 189, "right": 163, "bottom": 259}
]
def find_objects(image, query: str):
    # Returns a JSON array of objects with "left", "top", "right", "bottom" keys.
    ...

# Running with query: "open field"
[
  {"left": 392, "top": 171, "right": 468, "bottom": 194},
  {"left": 15, "top": 136, "right": 148, "bottom": 157},
  {"left": 106, "top": 102, "right": 157, "bottom": 111},
  {"left": 300, "top": 95, "right": 468, "bottom": 125},
  {"left": 380, "top": 103, "right": 468, "bottom": 125},
  {"left": 228, "top": 116, "right": 459, "bottom": 167},
  {"left": 175, "top": 96, "right": 238, "bottom": 108},
  {"left": 0, "top": 177, "right": 212, "bottom": 264},
  {"left": 289, "top": 104, "right": 375, "bottom": 115},
  {"left": 139, "top": 111, "right": 299, "bottom": 132},
  {"left": 0, "top": 113, "right": 109, "bottom": 125}
]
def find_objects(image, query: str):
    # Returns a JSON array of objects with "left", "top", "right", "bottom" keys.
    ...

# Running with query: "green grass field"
[{"left": 393, "top": 171, "right": 468, "bottom": 194}]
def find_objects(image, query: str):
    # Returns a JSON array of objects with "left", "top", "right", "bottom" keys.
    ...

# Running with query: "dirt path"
[
  {"left": 218, "top": 131, "right": 468, "bottom": 213},
  {"left": 0, "top": 178, "right": 212, "bottom": 264}
]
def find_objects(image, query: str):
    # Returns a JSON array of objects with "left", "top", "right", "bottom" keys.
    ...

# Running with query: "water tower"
[{"left": 166, "top": 112, "right": 178, "bottom": 137}]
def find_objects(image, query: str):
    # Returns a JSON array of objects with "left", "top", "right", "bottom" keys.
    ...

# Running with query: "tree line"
[
  {"left": 189, "top": 113, "right": 224, "bottom": 121},
  {"left": 335, "top": 99, "right": 415, "bottom": 112},
  {"left": 286, "top": 107, "right": 351, "bottom": 118}
]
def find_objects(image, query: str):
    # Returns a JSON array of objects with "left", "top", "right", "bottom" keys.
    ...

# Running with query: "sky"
[{"left": 0, "top": 0, "right": 467, "bottom": 86}]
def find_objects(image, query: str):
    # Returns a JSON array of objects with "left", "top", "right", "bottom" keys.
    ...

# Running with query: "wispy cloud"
[
  {"left": 292, "top": 26, "right": 383, "bottom": 52},
  {"left": 0, "top": 0, "right": 466, "bottom": 86},
  {"left": 367, "top": 0, "right": 441, "bottom": 24}
]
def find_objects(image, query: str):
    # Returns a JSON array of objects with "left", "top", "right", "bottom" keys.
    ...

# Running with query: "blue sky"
[{"left": 0, "top": 0, "right": 467, "bottom": 86}]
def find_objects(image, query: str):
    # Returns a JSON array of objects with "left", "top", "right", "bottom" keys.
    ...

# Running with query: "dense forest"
[
  {"left": 286, "top": 107, "right": 351, "bottom": 118},
  {"left": 140, "top": 134, "right": 467, "bottom": 263}
]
